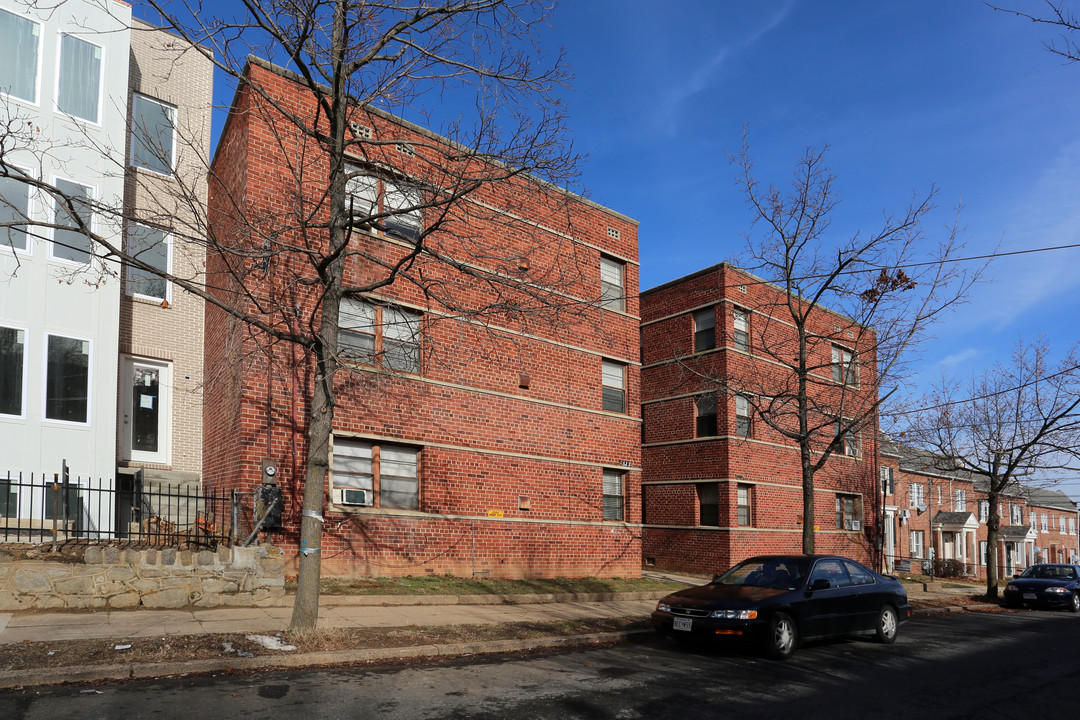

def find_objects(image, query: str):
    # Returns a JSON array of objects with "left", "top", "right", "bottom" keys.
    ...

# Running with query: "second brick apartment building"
[{"left": 640, "top": 263, "right": 879, "bottom": 575}]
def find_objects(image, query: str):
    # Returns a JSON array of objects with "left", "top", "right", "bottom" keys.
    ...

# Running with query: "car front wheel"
[
  {"left": 1069, "top": 593, "right": 1080, "bottom": 613},
  {"left": 875, "top": 605, "right": 898, "bottom": 644},
  {"left": 765, "top": 612, "right": 798, "bottom": 660}
]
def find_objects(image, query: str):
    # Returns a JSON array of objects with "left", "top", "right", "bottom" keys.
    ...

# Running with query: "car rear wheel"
[
  {"left": 875, "top": 605, "right": 898, "bottom": 643},
  {"left": 765, "top": 612, "right": 798, "bottom": 660},
  {"left": 1069, "top": 593, "right": 1080, "bottom": 613}
]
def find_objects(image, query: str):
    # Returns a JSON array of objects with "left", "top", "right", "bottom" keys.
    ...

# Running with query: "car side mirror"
[
  {"left": 1012, "top": 574, "right": 1021, "bottom": 579},
  {"left": 712, "top": 574, "right": 723, "bottom": 584},
  {"left": 810, "top": 578, "right": 831, "bottom": 592}
]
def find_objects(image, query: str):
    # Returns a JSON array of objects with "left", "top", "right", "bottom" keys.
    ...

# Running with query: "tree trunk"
[{"left": 984, "top": 489, "right": 1000, "bottom": 599}]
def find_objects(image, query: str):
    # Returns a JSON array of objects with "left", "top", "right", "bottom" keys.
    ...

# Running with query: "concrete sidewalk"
[{"left": 0, "top": 597, "right": 659, "bottom": 645}]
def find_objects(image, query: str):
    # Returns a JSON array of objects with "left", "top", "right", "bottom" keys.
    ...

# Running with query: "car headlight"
[
  {"left": 1045, "top": 586, "right": 1068, "bottom": 594},
  {"left": 1005, "top": 584, "right": 1018, "bottom": 592},
  {"left": 656, "top": 602, "right": 671, "bottom": 612},
  {"left": 709, "top": 609, "right": 758, "bottom": 620}
]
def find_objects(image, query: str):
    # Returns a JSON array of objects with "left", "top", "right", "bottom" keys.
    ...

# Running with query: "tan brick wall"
[{"left": 118, "top": 20, "right": 214, "bottom": 476}]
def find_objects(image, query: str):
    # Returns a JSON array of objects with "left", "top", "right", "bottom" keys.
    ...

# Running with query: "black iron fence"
[{"left": 0, "top": 470, "right": 234, "bottom": 548}]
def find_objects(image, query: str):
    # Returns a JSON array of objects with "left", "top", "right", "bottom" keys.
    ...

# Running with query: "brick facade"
[
  {"left": 204, "top": 59, "right": 641, "bottom": 578},
  {"left": 640, "top": 263, "right": 879, "bottom": 574},
  {"left": 881, "top": 443, "right": 1079, "bottom": 578}
]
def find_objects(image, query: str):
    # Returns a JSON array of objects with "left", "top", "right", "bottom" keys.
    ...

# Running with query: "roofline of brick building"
[
  {"left": 641, "top": 261, "right": 865, "bottom": 329},
  {"left": 210, "top": 55, "right": 638, "bottom": 228}
]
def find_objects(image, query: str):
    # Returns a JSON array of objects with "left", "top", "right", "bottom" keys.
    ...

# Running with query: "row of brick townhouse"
[
  {"left": 3, "top": 8, "right": 1074, "bottom": 578},
  {"left": 881, "top": 442, "right": 1079, "bottom": 579}
]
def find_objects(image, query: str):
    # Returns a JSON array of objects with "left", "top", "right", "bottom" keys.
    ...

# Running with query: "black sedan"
[
  {"left": 651, "top": 555, "right": 912, "bottom": 660},
  {"left": 1003, "top": 564, "right": 1080, "bottom": 612}
]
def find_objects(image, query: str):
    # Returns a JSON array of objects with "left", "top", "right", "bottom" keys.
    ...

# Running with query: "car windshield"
[
  {"left": 714, "top": 557, "right": 809, "bottom": 590},
  {"left": 1020, "top": 565, "right": 1077, "bottom": 580}
]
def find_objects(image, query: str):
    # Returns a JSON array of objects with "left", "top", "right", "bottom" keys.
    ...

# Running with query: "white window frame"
[
  {"left": 0, "top": 324, "right": 29, "bottom": 419},
  {"left": 735, "top": 395, "right": 751, "bottom": 438},
  {"left": 910, "top": 482, "right": 925, "bottom": 508},
  {"left": 835, "top": 419, "right": 858, "bottom": 457},
  {"left": 736, "top": 483, "right": 752, "bottom": 526},
  {"left": 880, "top": 467, "right": 894, "bottom": 495},
  {"left": 130, "top": 93, "right": 177, "bottom": 175},
  {"left": 0, "top": 162, "right": 33, "bottom": 255},
  {"left": 953, "top": 488, "right": 966, "bottom": 512},
  {"left": 49, "top": 175, "right": 95, "bottom": 265},
  {"left": 910, "top": 530, "right": 925, "bottom": 558},
  {"left": 42, "top": 332, "right": 92, "bottom": 426},
  {"left": 125, "top": 222, "right": 172, "bottom": 302},
  {"left": 599, "top": 255, "right": 625, "bottom": 312},
  {"left": 338, "top": 299, "right": 421, "bottom": 374},
  {"left": 601, "top": 359, "right": 626, "bottom": 413},
  {"left": 978, "top": 500, "right": 989, "bottom": 523},
  {"left": 1042, "top": 513, "right": 1049, "bottom": 533},
  {"left": 55, "top": 32, "right": 104, "bottom": 125},
  {"left": 0, "top": 7, "right": 42, "bottom": 106},
  {"left": 330, "top": 436, "right": 420, "bottom": 510},
  {"left": 120, "top": 356, "right": 172, "bottom": 465},
  {"left": 979, "top": 540, "right": 988, "bottom": 566},
  {"left": 832, "top": 345, "right": 857, "bottom": 385},
  {"left": 1010, "top": 504, "right": 1023, "bottom": 525},
  {"left": 733, "top": 307, "right": 749, "bottom": 351},
  {"left": 1070, "top": 517, "right": 1076, "bottom": 535},
  {"left": 602, "top": 469, "right": 625, "bottom": 521}
]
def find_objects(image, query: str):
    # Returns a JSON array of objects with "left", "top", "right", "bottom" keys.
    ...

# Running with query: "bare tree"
[
  {"left": 718, "top": 137, "right": 980, "bottom": 556},
  {"left": 1, "top": 0, "right": 595, "bottom": 633},
  {"left": 898, "top": 337, "right": 1080, "bottom": 597},
  {"left": 989, "top": 1, "right": 1080, "bottom": 62}
]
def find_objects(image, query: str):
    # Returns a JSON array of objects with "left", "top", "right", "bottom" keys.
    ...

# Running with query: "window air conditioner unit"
[
  {"left": 333, "top": 488, "right": 371, "bottom": 506},
  {"left": 845, "top": 519, "right": 861, "bottom": 531}
]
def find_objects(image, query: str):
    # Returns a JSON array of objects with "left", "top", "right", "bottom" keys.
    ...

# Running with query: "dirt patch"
[{"left": 0, "top": 617, "right": 651, "bottom": 673}]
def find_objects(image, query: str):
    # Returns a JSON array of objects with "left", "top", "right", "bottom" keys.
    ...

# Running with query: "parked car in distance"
[
  {"left": 651, "top": 555, "right": 912, "bottom": 660},
  {"left": 1003, "top": 564, "right": 1080, "bottom": 612}
]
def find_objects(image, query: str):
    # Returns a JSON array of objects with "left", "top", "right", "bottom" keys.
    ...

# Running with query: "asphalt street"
[{"left": 1, "top": 610, "right": 1077, "bottom": 719}]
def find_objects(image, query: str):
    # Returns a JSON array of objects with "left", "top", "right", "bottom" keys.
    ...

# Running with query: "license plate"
[
  {"left": 1023, "top": 593, "right": 1037, "bottom": 600},
  {"left": 673, "top": 617, "right": 693, "bottom": 632}
]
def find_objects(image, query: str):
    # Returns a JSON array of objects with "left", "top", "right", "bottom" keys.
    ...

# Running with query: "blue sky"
[
  {"left": 143, "top": 2, "right": 1080, "bottom": 491},
  {"left": 539, "top": 1, "right": 1080, "bottom": 493}
]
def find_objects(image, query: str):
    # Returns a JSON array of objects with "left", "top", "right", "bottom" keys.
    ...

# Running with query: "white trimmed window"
[
  {"left": 979, "top": 541, "right": 988, "bottom": 566},
  {"left": 57, "top": 34, "right": 102, "bottom": 123},
  {"left": 331, "top": 437, "right": 419, "bottom": 510},
  {"left": 737, "top": 484, "right": 752, "bottom": 526},
  {"left": 910, "top": 482, "right": 925, "bottom": 508},
  {"left": 51, "top": 178, "right": 94, "bottom": 264},
  {"left": 978, "top": 500, "right": 989, "bottom": 523},
  {"left": 953, "top": 488, "right": 966, "bottom": 512},
  {"left": 832, "top": 345, "right": 857, "bottom": 385},
  {"left": 735, "top": 395, "right": 751, "bottom": 438},
  {"left": 0, "top": 8, "right": 39, "bottom": 103},
  {"left": 1070, "top": 517, "right": 1076, "bottom": 535},
  {"left": 1010, "top": 504, "right": 1023, "bottom": 525},
  {"left": 693, "top": 307, "right": 715, "bottom": 352},
  {"left": 126, "top": 223, "right": 171, "bottom": 301},
  {"left": 733, "top": 307, "right": 749, "bottom": 351},
  {"left": 602, "top": 469, "right": 625, "bottom": 521},
  {"left": 44, "top": 333, "right": 90, "bottom": 424},
  {"left": 835, "top": 419, "right": 858, "bottom": 457},
  {"left": 1061, "top": 516, "right": 1067, "bottom": 534},
  {"left": 346, "top": 170, "right": 421, "bottom": 241},
  {"left": 599, "top": 255, "right": 625, "bottom": 311},
  {"left": 1042, "top": 513, "right": 1049, "bottom": 533},
  {"left": 601, "top": 360, "right": 626, "bottom": 413},
  {"left": 338, "top": 299, "right": 421, "bottom": 374},
  {"left": 131, "top": 94, "right": 177, "bottom": 174},
  {"left": 881, "top": 467, "right": 895, "bottom": 495},
  {"left": 0, "top": 326, "right": 27, "bottom": 417},
  {"left": 910, "top": 530, "right": 924, "bottom": 558},
  {"left": 0, "top": 165, "right": 31, "bottom": 252}
]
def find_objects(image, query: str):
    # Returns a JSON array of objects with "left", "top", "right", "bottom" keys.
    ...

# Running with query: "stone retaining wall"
[{"left": 0, "top": 546, "right": 285, "bottom": 611}]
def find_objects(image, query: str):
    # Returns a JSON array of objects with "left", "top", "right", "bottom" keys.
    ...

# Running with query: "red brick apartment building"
[
  {"left": 881, "top": 442, "right": 1078, "bottom": 578},
  {"left": 204, "top": 59, "right": 641, "bottom": 578},
  {"left": 640, "top": 263, "right": 880, "bottom": 575}
]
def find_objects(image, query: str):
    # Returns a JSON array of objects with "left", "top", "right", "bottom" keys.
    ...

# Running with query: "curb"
[
  {"left": 302, "top": 590, "right": 673, "bottom": 608},
  {"left": 0, "top": 629, "right": 655, "bottom": 691}
]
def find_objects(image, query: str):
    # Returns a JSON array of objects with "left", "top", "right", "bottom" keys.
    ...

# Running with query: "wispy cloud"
[
  {"left": 936, "top": 348, "right": 982, "bottom": 368},
  {"left": 653, "top": 1, "right": 798, "bottom": 134}
]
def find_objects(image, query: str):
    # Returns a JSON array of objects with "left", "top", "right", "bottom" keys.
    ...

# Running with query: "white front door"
[
  {"left": 884, "top": 511, "right": 896, "bottom": 570},
  {"left": 121, "top": 357, "right": 171, "bottom": 465}
]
